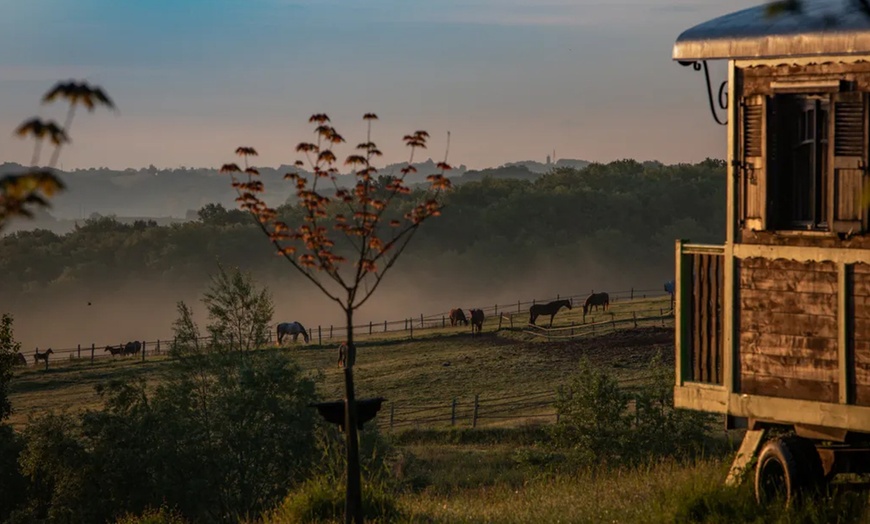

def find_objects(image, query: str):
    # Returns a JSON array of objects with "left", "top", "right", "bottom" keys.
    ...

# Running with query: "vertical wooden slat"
[
  {"left": 710, "top": 255, "right": 721, "bottom": 384},
  {"left": 700, "top": 255, "right": 711, "bottom": 382},
  {"left": 675, "top": 240, "right": 692, "bottom": 387},
  {"left": 692, "top": 255, "right": 704, "bottom": 381},
  {"left": 839, "top": 262, "right": 852, "bottom": 404}
]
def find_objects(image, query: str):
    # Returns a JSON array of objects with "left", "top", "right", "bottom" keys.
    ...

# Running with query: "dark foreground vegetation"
[{"left": 0, "top": 159, "right": 726, "bottom": 299}]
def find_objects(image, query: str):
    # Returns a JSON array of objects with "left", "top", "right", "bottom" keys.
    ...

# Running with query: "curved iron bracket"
[{"left": 678, "top": 60, "right": 728, "bottom": 126}]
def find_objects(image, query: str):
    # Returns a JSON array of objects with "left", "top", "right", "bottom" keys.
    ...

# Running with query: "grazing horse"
[
  {"left": 277, "top": 322, "right": 309, "bottom": 344},
  {"left": 469, "top": 309, "right": 485, "bottom": 335},
  {"left": 122, "top": 341, "right": 141, "bottom": 356},
  {"left": 583, "top": 292, "right": 610, "bottom": 316},
  {"left": 13, "top": 352, "right": 27, "bottom": 366},
  {"left": 33, "top": 348, "right": 53, "bottom": 365},
  {"left": 529, "top": 299, "right": 572, "bottom": 327},
  {"left": 105, "top": 345, "right": 124, "bottom": 357},
  {"left": 449, "top": 308, "right": 468, "bottom": 327}
]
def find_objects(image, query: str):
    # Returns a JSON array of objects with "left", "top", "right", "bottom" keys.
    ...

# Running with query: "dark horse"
[
  {"left": 469, "top": 309, "right": 485, "bottom": 336},
  {"left": 449, "top": 308, "right": 468, "bottom": 327},
  {"left": 33, "top": 348, "right": 53, "bottom": 365},
  {"left": 583, "top": 292, "right": 610, "bottom": 316},
  {"left": 122, "top": 341, "right": 142, "bottom": 356},
  {"left": 13, "top": 352, "right": 27, "bottom": 366},
  {"left": 105, "top": 345, "right": 124, "bottom": 357},
  {"left": 277, "top": 322, "right": 309, "bottom": 344},
  {"left": 529, "top": 299, "right": 572, "bottom": 327}
]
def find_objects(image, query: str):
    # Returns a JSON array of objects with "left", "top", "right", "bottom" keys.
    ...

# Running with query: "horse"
[
  {"left": 337, "top": 343, "right": 355, "bottom": 368},
  {"left": 449, "top": 308, "right": 468, "bottom": 327},
  {"left": 33, "top": 348, "right": 53, "bottom": 365},
  {"left": 469, "top": 309, "right": 484, "bottom": 335},
  {"left": 529, "top": 299, "right": 572, "bottom": 327},
  {"left": 277, "top": 322, "right": 309, "bottom": 344},
  {"left": 105, "top": 345, "right": 124, "bottom": 357},
  {"left": 664, "top": 280, "right": 675, "bottom": 296},
  {"left": 13, "top": 353, "right": 27, "bottom": 366},
  {"left": 583, "top": 292, "right": 610, "bottom": 316},
  {"left": 122, "top": 341, "right": 141, "bottom": 356}
]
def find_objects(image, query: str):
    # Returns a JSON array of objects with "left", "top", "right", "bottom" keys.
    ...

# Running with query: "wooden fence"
[
  {"left": 18, "top": 287, "right": 670, "bottom": 369},
  {"left": 379, "top": 373, "right": 661, "bottom": 431}
]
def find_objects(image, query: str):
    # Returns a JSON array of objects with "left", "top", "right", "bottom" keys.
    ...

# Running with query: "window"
[
  {"left": 739, "top": 89, "right": 868, "bottom": 235},
  {"left": 769, "top": 94, "right": 829, "bottom": 230}
]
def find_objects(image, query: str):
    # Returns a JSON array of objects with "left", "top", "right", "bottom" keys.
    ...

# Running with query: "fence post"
[
  {"left": 77, "top": 344, "right": 81, "bottom": 360},
  {"left": 410, "top": 321, "right": 414, "bottom": 340},
  {"left": 442, "top": 315, "right": 445, "bottom": 328},
  {"left": 91, "top": 343, "right": 95, "bottom": 364},
  {"left": 384, "top": 320, "right": 388, "bottom": 333},
  {"left": 369, "top": 321, "right": 373, "bottom": 335},
  {"left": 517, "top": 300, "right": 520, "bottom": 313},
  {"left": 330, "top": 325, "right": 333, "bottom": 339},
  {"left": 405, "top": 319, "right": 408, "bottom": 331},
  {"left": 661, "top": 308, "right": 665, "bottom": 327},
  {"left": 494, "top": 304, "right": 498, "bottom": 316},
  {"left": 633, "top": 311, "right": 638, "bottom": 328},
  {"left": 142, "top": 341, "right": 146, "bottom": 362},
  {"left": 420, "top": 313, "right": 424, "bottom": 329},
  {"left": 157, "top": 339, "right": 161, "bottom": 354},
  {"left": 318, "top": 326, "right": 322, "bottom": 345},
  {"left": 631, "top": 287, "right": 634, "bottom": 300},
  {"left": 472, "top": 394, "right": 479, "bottom": 428},
  {"left": 389, "top": 404, "right": 395, "bottom": 431},
  {"left": 510, "top": 315, "right": 514, "bottom": 329},
  {"left": 498, "top": 315, "right": 503, "bottom": 330},
  {"left": 451, "top": 398, "right": 457, "bottom": 426},
  {"left": 557, "top": 294, "right": 560, "bottom": 300}
]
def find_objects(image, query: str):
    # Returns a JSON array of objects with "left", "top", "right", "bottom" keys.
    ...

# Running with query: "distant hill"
[
  {"left": 455, "top": 158, "right": 591, "bottom": 184},
  {"left": 0, "top": 159, "right": 470, "bottom": 222}
]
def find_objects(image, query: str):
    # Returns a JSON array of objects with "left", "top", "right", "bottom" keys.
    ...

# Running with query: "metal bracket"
[{"left": 678, "top": 60, "right": 728, "bottom": 126}]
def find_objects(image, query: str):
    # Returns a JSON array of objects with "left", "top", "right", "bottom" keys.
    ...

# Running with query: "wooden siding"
[
  {"left": 854, "top": 263, "right": 870, "bottom": 405},
  {"left": 690, "top": 253, "right": 724, "bottom": 384},
  {"left": 739, "top": 257, "right": 839, "bottom": 402},
  {"left": 741, "top": 62, "right": 870, "bottom": 96}
]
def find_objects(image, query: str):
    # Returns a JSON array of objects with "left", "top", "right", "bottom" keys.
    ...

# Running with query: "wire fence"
[
  {"left": 17, "top": 286, "right": 673, "bottom": 370},
  {"left": 379, "top": 373, "right": 664, "bottom": 431}
]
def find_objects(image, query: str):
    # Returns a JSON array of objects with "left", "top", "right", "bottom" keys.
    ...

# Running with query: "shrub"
[
  {"left": 114, "top": 506, "right": 188, "bottom": 524},
  {"left": 265, "top": 476, "right": 402, "bottom": 524}
]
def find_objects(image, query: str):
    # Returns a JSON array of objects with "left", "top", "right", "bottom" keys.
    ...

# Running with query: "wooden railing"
[{"left": 677, "top": 242, "right": 725, "bottom": 385}]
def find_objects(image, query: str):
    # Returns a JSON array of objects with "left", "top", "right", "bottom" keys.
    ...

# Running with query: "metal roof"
[{"left": 673, "top": 0, "right": 870, "bottom": 61}]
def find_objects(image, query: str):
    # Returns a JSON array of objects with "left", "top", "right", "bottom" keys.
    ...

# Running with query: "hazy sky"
[{"left": 0, "top": 0, "right": 758, "bottom": 170}]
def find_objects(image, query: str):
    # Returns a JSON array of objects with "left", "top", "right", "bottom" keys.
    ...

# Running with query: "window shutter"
[
  {"left": 829, "top": 91, "right": 868, "bottom": 233},
  {"left": 741, "top": 95, "right": 767, "bottom": 230}
]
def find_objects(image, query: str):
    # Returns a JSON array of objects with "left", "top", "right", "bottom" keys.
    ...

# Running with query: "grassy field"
[{"left": 10, "top": 315, "right": 870, "bottom": 523}]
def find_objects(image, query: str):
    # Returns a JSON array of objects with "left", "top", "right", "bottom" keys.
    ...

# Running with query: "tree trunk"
[{"left": 344, "top": 309, "right": 363, "bottom": 524}]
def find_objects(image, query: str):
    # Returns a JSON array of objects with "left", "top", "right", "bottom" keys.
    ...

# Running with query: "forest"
[{"left": 0, "top": 158, "right": 726, "bottom": 303}]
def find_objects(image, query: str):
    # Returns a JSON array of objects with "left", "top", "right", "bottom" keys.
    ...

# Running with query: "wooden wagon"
[{"left": 672, "top": 1, "right": 870, "bottom": 503}]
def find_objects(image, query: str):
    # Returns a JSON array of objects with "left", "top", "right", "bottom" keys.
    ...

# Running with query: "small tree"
[
  {"left": 0, "top": 313, "right": 23, "bottom": 422},
  {"left": 1, "top": 81, "right": 115, "bottom": 231},
  {"left": 202, "top": 264, "right": 273, "bottom": 352},
  {"left": 221, "top": 113, "right": 451, "bottom": 523}
]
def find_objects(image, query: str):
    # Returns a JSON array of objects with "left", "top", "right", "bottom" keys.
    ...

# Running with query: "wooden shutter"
[
  {"left": 829, "top": 91, "right": 868, "bottom": 233},
  {"left": 741, "top": 95, "right": 767, "bottom": 230}
]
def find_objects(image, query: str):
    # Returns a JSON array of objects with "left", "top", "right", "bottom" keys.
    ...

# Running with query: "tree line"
[{"left": 0, "top": 159, "right": 726, "bottom": 299}]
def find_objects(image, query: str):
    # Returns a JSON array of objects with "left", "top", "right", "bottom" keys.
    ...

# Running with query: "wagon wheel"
[{"left": 754, "top": 436, "right": 824, "bottom": 506}]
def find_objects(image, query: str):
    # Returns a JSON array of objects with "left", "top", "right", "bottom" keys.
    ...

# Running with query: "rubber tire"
[{"left": 754, "top": 436, "right": 824, "bottom": 506}]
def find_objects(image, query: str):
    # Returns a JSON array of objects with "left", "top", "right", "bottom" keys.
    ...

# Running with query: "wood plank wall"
[
  {"left": 854, "top": 263, "right": 870, "bottom": 405},
  {"left": 691, "top": 253, "right": 724, "bottom": 384},
  {"left": 738, "top": 257, "right": 839, "bottom": 402}
]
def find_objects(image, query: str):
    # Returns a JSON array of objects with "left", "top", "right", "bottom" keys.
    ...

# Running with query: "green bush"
[
  {"left": 265, "top": 475, "right": 402, "bottom": 524},
  {"left": 114, "top": 506, "right": 188, "bottom": 524}
]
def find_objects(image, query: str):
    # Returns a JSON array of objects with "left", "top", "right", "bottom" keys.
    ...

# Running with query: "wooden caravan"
[{"left": 673, "top": 1, "right": 870, "bottom": 503}]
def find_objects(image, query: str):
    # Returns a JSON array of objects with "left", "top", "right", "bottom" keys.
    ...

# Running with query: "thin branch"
[{"left": 352, "top": 224, "right": 422, "bottom": 310}]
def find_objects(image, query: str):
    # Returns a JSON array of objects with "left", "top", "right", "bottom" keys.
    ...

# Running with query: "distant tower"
[{"left": 546, "top": 154, "right": 551, "bottom": 165}]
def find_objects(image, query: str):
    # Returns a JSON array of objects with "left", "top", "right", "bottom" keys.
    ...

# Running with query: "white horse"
[{"left": 277, "top": 322, "right": 310, "bottom": 344}]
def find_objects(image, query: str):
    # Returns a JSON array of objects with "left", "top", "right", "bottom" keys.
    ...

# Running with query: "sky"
[{"left": 0, "top": 0, "right": 760, "bottom": 171}]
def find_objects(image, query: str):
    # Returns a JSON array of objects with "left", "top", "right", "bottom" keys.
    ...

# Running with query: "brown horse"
[
  {"left": 469, "top": 309, "right": 484, "bottom": 335},
  {"left": 122, "top": 341, "right": 142, "bottom": 356},
  {"left": 529, "top": 299, "right": 572, "bottom": 327},
  {"left": 449, "top": 308, "right": 468, "bottom": 326},
  {"left": 583, "top": 292, "right": 610, "bottom": 316}
]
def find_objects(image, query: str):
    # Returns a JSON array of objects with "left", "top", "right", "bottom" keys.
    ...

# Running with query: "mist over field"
[{"left": 1, "top": 158, "right": 723, "bottom": 350}]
